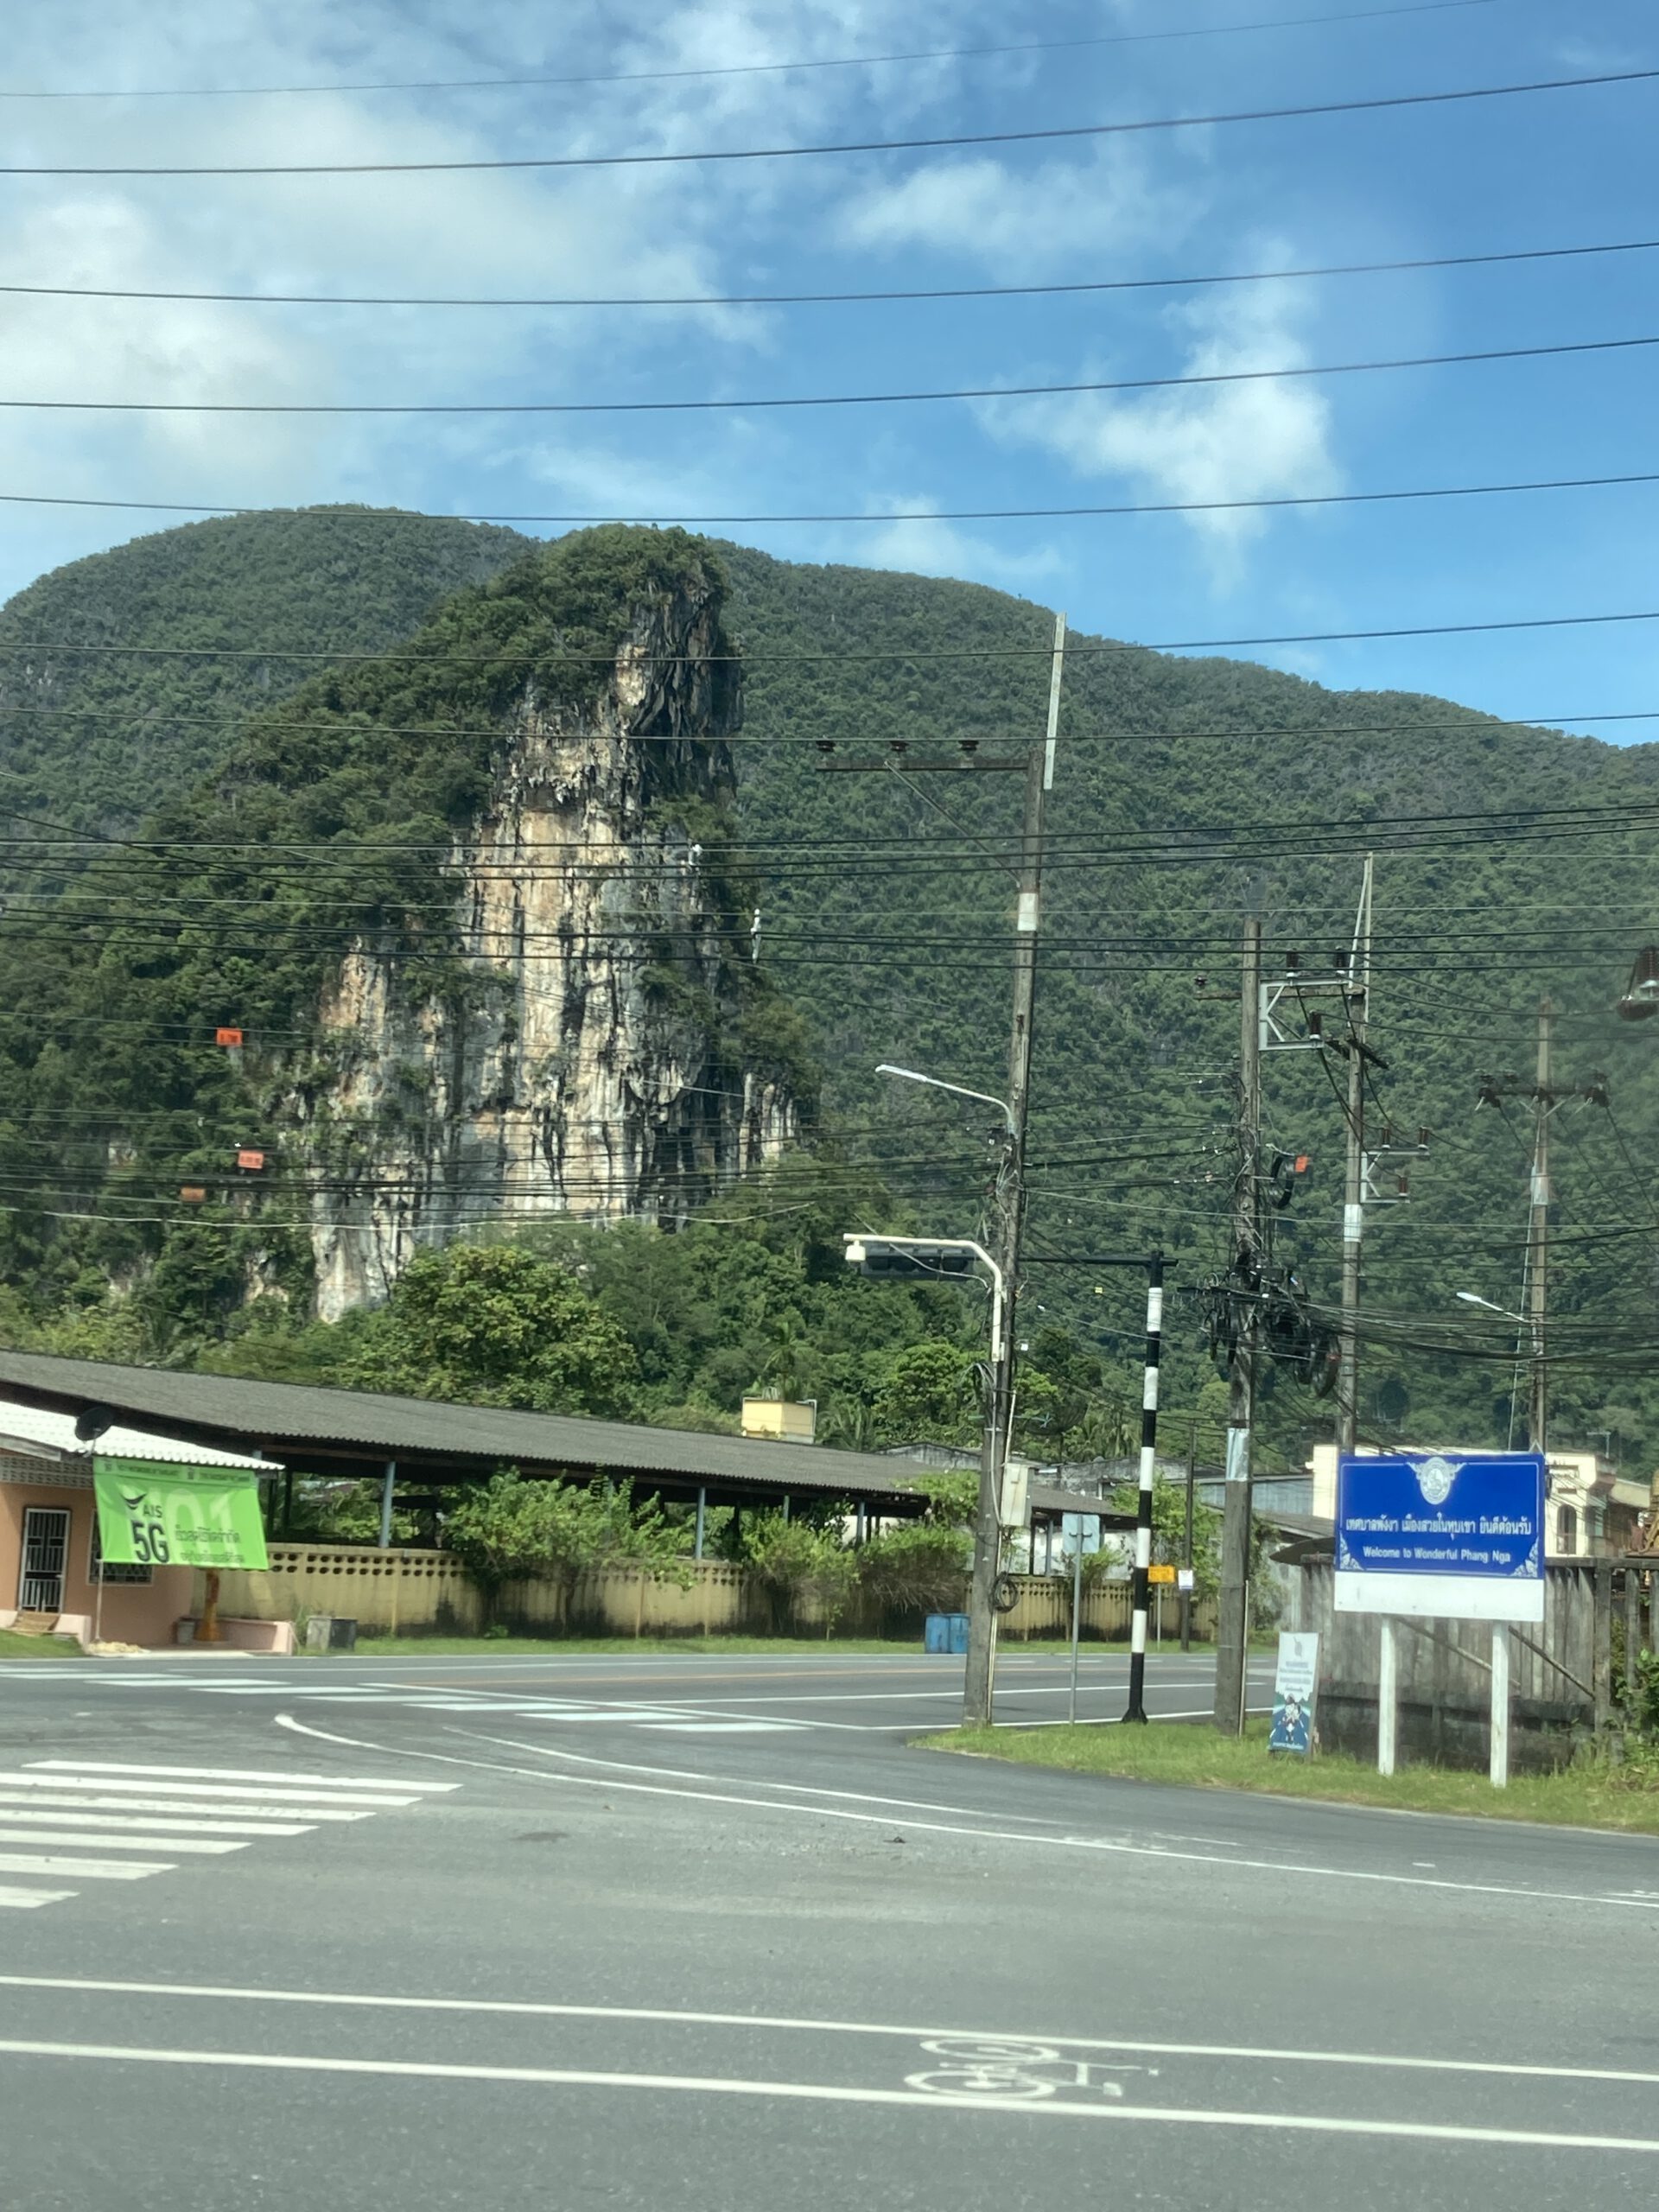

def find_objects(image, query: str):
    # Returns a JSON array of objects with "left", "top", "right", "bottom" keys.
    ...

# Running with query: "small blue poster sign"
[
  {"left": 1336, "top": 1450, "right": 1546, "bottom": 1623},
  {"left": 1268, "top": 1631, "right": 1319, "bottom": 1756}
]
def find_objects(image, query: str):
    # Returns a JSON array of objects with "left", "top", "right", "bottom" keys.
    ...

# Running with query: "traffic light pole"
[{"left": 1122, "top": 1251, "right": 1165, "bottom": 1724}]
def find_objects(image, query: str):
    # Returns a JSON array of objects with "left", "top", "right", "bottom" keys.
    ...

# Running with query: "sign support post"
[
  {"left": 1068, "top": 1535, "right": 1083, "bottom": 1725},
  {"left": 1376, "top": 1618, "right": 1399, "bottom": 1776},
  {"left": 1490, "top": 1623, "right": 1511, "bottom": 1788}
]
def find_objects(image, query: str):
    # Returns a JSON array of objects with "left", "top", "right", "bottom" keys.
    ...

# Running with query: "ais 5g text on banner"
[{"left": 92, "top": 1456, "right": 269, "bottom": 1572}]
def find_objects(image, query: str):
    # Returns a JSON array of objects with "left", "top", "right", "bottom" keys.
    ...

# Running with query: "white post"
[
  {"left": 1490, "top": 1622, "right": 1511, "bottom": 1789},
  {"left": 1377, "top": 1616, "right": 1399, "bottom": 1776},
  {"left": 1068, "top": 1535, "right": 1083, "bottom": 1724}
]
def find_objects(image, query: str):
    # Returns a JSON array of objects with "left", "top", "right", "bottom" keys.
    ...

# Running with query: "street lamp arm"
[
  {"left": 1454, "top": 1290, "right": 1527, "bottom": 1324},
  {"left": 875, "top": 1063, "right": 1015, "bottom": 1134},
  {"left": 842, "top": 1232, "right": 1006, "bottom": 1366}
]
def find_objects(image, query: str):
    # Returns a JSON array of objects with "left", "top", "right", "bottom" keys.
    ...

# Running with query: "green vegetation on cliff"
[
  {"left": 0, "top": 506, "right": 534, "bottom": 849},
  {"left": 2, "top": 512, "right": 1656, "bottom": 1469}
]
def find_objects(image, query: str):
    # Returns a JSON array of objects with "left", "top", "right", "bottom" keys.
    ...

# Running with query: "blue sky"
[{"left": 1, "top": 0, "right": 1654, "bottom": 736}]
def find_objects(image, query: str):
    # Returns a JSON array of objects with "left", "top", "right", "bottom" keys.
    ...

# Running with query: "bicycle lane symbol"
[{"left": 904, "top": 2037, "right": 1160, "bottom": 2104}]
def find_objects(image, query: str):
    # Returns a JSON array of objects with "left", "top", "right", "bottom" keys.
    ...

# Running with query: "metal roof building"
[{"left": 0, "top": 1351, "right": 1124, "bottom": 1529}]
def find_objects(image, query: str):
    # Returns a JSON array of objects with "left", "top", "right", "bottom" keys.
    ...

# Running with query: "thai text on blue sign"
[{"left": 1336, "top": 1450, "right": 1545, "bottom": 1622}]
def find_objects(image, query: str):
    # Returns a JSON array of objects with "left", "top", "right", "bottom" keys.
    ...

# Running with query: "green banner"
[{"left": 93, "top": 1457, "right": 269, "bottom": 1571}]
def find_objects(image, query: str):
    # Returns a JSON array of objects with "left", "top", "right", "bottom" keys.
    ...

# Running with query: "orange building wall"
[{"left": 0, "top": 1462, "right": 194, "bottom": 1646}]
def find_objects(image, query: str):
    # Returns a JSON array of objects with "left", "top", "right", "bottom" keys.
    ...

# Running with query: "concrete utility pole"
[
  {"left": 1336, "top": 858, "right": 1374, "bottom": 1458},
  {"left": 1214, "top": 915, "right": 1262, "bottom": 1736},
  {"left": 1180, "top": 1414, "right": 1197, "bottom": 1654},
  {"left": 1528, "top": 995, "right": 1552, "bottom": 1454},
  {"left": 1476, "top": 997, "right": 1605, "bottom": 1453},
  {"left": 963, "top": 611, "right": 1065, "bottom": 1727}
]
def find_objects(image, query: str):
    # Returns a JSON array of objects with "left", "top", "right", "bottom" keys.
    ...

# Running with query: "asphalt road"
[{"left": 1, "top": 1644, "right": 1656, "bottom": 2209}]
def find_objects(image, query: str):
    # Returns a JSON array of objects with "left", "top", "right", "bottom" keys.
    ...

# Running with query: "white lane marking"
[
  {"left": 10, "top": 1973, "right": 1659, "bottom": 2090},
  {"left": 279, "top": 1712, "right": 1659, "bottom": 1916},
  {"left": 641, "top": 1722, "right": 806, "bottom": 1735},
  {"left": 0, "top": 1827, "right": 247, "bottom": 1856},
  {"left": 0, "top": 1790, "right": 364, "bottom": 1825},
  {"left": 29, "top": 1762, "right": 456, "bottom": 1792},
  {"left": 0, "top": 2039, "right": 1656, "bottom": 2152},
  {"left": 0, "top": 1853, "right": 172, "bottom": 1881},
  {"left": 0, "top": 1887, "right": 75, "bottom": 1908},
  {"left": 276, "top": 1714, "right": 1071, "bottom": 1828},
  {"left": 2, "top": 1777, "right": 424, "bottom": 1808},
  {"left": 454, "top": 1729, "right": 1659, "bottom": 1915}
]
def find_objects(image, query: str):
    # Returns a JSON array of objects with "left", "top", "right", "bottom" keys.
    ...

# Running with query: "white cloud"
[
  {"left": 832, "top": 142, "right": 1198, "bottom": 277},
  {"left": 853, "top": 494, "right": 1062, "bottom": 583},
  {"left": 982, "top": 272, "right": 1341, "bottom": 578}
]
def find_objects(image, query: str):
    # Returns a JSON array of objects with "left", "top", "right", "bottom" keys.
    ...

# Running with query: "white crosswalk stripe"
[
  {"left": 0, "top": 1790, "right": 368, "bottom": 1824},
  {"left": 0, "top": 1760, "right": 457, "bottom": 1914}
]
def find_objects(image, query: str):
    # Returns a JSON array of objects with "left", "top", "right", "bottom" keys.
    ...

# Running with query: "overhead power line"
[
  {"left": 0, "top": 3, "right": 1506, "bottom": 100},
  {"left": 3, "top": 465, "right": 1657, "bottom": 529},
  {"left": 3, "top": 702, "right": 1653, "bottom": 751},
  {"left": 3, "top": 63, "right": 1649, "bottom": 175},
  {"left": 3, "top": 332, "right": 1656, "bottom": 416},
  {"left": 5, "top": 604, "right": 1658, "bottom": 663},
  {"left": 6, "top": 230, "right": 1645, "bottom": 309}
]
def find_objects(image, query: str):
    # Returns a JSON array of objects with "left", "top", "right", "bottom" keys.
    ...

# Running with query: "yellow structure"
[{"left": 740, "top": 1397, "right": 817, "bottom": 1444}]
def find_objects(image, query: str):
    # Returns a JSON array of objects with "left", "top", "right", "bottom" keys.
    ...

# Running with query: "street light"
[
  {"left": 1453, "top": 1291, "right": 1539, "bottom": 1452},
  {"left": 876, "top": 1063, "right": 1015, "bottom": 1134},
  {"left": 1455, "top": 1290, "right": 1524, "bottom": 1322}
]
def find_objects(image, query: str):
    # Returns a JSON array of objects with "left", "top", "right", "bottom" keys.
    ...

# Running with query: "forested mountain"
[
  {"left": 0, "top": 507, "right": 533, "bottom": 849},
  {"left": 2, "top": 510, "right": 1656, "bottom": 1471}
]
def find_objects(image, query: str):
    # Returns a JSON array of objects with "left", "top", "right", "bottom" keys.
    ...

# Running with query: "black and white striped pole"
[{"left": 1122, "top": 1251, "right": 1165, "bottom": 1725}]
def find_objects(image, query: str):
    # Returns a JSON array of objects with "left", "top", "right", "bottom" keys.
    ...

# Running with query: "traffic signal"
[{"left": 845, "top": 1240, "right": 975, "bottom": 1281}]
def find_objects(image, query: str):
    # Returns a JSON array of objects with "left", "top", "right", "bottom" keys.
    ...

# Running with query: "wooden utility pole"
[
  {"left": 1214, "top": 916, "right": 1262, "bottom": 1736},
  {"left": 963, "top": 612, "right": 1065, "bottom": 1727}
]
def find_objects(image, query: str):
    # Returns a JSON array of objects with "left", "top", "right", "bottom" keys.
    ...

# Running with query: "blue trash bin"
[{"left": 925, "top": 1611, "right": 970, "bottom": 1654}]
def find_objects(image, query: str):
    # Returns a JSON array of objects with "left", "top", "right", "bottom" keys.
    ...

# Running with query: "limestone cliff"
[{"left": 288, "top": 553, "right": 798, "bottom": 1319}]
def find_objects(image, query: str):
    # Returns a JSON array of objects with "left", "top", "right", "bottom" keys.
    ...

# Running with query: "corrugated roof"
[
  {"left": 0, "top": 1400, "right": 270, "bottom": 1471},
  {"left": 0, "top": 1350, "right": 938, "bottom": 1503}
]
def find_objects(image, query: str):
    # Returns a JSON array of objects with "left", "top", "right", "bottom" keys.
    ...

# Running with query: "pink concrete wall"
[{"left": 0, "top": 1478, "right": 194, "bottom": 1646}]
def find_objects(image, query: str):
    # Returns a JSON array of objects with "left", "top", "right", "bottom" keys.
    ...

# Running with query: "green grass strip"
[
  {"left": 0, "top": 1628, "right": 84, "bottom": 1658},
  {"left": 921, "top": 1716, "right": 1659, "bottom": 1835}
]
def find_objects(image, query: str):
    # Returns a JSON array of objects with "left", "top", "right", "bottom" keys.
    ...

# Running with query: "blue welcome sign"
[{"left": 1335, "top": 1450, "right": 1546, "bottom": 1623}]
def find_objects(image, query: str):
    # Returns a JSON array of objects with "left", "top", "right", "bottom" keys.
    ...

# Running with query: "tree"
[
  {"left": 444, "top": 1466, "right": 688, "bottom": 1622},
  {"left": 1100, "top": 1476, "right": 1224, "bottom": 1599},
  {"left": 339, "top": 1245, "right": 638, "bottom": 1414},
  {"left": 871, "top": 1340, "right": 981, "bottom": 1448},
  {"left": 741, "top": 1514, "right": 857, "bottom": 1634},
  {"left": 1014, "top": 1327, "right": 1102, "bottom": 1461},
  {"left": 855, "top": 1521, "right": 970, "bottom": 1623}
]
